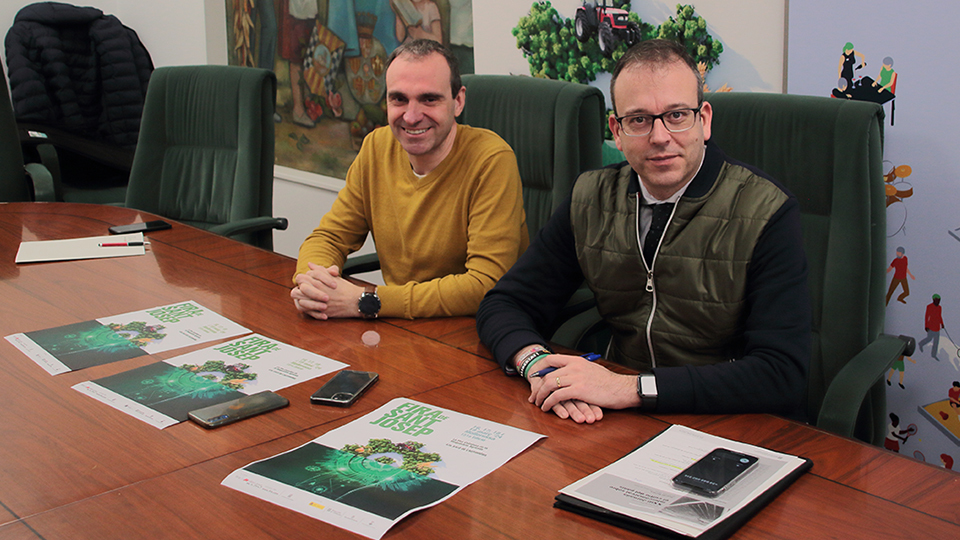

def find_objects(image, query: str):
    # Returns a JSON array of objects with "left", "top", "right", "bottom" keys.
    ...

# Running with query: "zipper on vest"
[
  {"left": 637, "top": 197, "right": 658, "bottom": 368},
  {"left": 636, "top": 196, "right": 679, "bottom": 369}
]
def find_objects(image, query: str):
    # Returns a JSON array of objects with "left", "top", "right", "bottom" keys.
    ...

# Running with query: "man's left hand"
[
  {"left": 292, "top": 262, "right": 365, "bottom": 319},
  {"left": 529, "top": 354, "right": 642, "bottom": 414}
]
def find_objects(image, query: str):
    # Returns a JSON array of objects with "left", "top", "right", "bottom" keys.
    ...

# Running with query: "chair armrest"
[
  {"left": 817, "top": 334, "right": 914, "bottom": 439},
  {"left": 208, "top": 216, "right": 288, "bottom": 238},
  {"left": 23, "top": 162, "right": 56, "bottom": 201},
  {"left": 342, "top": 252, "right": 381, "bottom": 276}
]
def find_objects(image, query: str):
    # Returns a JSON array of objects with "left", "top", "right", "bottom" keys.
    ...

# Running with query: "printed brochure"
[
  {"left": 222, "top": 398, "right": 545, "bottom": 539},
  {"left": 5, "top": 300, "right": 250, "bottom": 375},
  {"left": 73, "top": 333, "right": 347, "bottom": 429}
]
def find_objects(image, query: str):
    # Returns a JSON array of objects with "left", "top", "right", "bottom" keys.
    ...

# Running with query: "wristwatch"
[
  {"left": 358, "top": 285, "right": 381, "bottom": 319},
  {"left": 637, "top": 374, "right": 658, "bottom": 411}
]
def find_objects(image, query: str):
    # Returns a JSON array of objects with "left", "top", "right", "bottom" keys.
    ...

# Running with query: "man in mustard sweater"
[{"left": 291, "top": 39, "right": 528, "bottom": 320}]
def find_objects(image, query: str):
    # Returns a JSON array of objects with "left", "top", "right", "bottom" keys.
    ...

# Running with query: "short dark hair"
[
  {"left": 386, "top": 39, "right": 461, "bottom": 98},
  {"left": 609, "top": 39, "right": 703, "bottom": 116}
]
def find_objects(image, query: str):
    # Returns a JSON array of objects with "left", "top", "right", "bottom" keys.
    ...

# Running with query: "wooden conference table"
[{"left": 0, "top": 202, "right": 957, "bottom": 539}]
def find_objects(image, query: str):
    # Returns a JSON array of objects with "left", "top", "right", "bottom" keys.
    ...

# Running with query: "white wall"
[{"left": 0, "top": 1, "right": 222, "bottom": 68}]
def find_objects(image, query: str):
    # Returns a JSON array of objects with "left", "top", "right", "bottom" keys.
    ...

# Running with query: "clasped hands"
[
  {"left": 292, "top": 262, "right": 364, "bottom": 319},
  {"left": 525, "top": 353, "right": 641, "bottom": 424}
]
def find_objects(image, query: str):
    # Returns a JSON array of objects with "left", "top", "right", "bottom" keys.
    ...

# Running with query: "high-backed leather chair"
[
  {"left": 123, "top": 65, "right": 287, "bottom": 250},
  {"left": 5, "top": 1, "right": 153, "bottom": 204},
  {"left": 588, "top": 92, "right": 911, "bottom": 445},
  {"left": 1, "top": 56, "right": 54, "bottom": 202}
]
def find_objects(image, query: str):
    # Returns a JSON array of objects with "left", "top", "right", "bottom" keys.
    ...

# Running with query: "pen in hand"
[{"left": 531, "top": 353, "right": 601, "bottom": 378}]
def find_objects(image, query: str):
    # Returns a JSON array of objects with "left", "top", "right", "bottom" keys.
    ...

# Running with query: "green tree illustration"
[
  {"left": 657, "top": 4, "right": 723, "bottom": 72},
  {"left": 513, "top": 2, "right": 719, "bottom": 84}
]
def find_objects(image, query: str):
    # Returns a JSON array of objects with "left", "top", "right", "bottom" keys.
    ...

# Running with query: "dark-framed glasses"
[{"left": 615, "top": 106, "right": 702, "bottom": 137}]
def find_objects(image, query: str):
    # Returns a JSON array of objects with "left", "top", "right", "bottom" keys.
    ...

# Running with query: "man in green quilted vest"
[{"left": 477, "top": 39, "right": 810, "bottom": 424}]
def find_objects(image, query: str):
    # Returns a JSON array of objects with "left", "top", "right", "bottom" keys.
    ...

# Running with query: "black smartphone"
[
  {"left": 672, "top": 448, "right": 759, "bottom": 496},
  {"left": 310, "top": 370, "right": 378, "bottom": 407},
  {"left": 108, "top": 220, "right": 172, "bottom": 235},
  {"left": 188, "top": 391, "right": 289, "bottom": 428}
]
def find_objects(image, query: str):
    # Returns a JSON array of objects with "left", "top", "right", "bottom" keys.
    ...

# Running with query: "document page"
[
  {"left": 558, "top": 424, "right": 807, "bottom": 538},
  {"left": 15, "top": 233, "right": 146, "bottom": 263}
]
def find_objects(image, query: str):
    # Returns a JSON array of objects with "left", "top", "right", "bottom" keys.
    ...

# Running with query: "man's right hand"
[{"left": 292, "top": 262, "right": 364, "bottom": 320}]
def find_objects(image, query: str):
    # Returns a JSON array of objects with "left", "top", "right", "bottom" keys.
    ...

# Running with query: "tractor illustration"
[{"left": 575, "top": 1, "right": 642, "bottom": 57}]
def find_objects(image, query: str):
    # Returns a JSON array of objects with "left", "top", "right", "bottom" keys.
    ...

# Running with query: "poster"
[{"left": 223, "top": 397, "right": 543, "bottom": 539}]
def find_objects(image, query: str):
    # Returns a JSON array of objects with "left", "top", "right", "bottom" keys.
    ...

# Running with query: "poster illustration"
[
  {"left": 223, "top": 398, "right": 544, "bottom": 539},
  {"left": 73, "top": 333, "right": 347, "bottom": 428},
  {"left": 226, "top": 0, "right": 475, "bottom": 179},
  {"left": 5, "top": 301, "right": 251, "bottom": 375}
]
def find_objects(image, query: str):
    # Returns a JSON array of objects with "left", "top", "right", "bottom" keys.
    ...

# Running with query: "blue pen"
[{"left": 531, "top": 353, "right": 601, "bottom": 378}]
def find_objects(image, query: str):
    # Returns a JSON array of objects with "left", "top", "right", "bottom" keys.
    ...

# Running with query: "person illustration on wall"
[
  {"left": 885, "top": 246, "right": 915, "bottom": 305},
  {"left": 838, "top": 42, "right": 866, "bottom": 90},
  {"left": 393, "top": 0, "right": 443, "bottom": 44},
  {"left": 918, "top": 294, "right": 945, "bottom": 360},
  {"left": 950, "top": 381, "right": 960, "bottom": 410},
  {"left": 873, "top": 56, "right": 897, "bottom": 94},
  {"left": 831, "top": 78, "right": 853, "bottom": 99},
  {"left": 279, "top": 0, "right": 319, "bottom": 127},
  {"left": 941, "top": 454, "right": 954, "bottom": 470},
  {"left": 884, "top": 412, "right": 908, "bottom": 453},
  {"left": 886, "top": 353, "right": 916, "bottom": 389}
]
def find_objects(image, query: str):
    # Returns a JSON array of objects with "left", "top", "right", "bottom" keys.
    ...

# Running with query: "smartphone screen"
[
  {"left": 311, "top": 370, "right": 378, "bottom": 406},
  {"left": 188, "top": 391, "right": 289, "bottom": 428},
  {"left": 672, "top": 448, "right": 758, "bottom": 496},
  {"left": 108, "top": 220, "right": 172, "bottom": 235}
]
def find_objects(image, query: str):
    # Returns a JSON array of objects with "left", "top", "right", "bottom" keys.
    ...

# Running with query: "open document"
[
  {"left": 73, "top": 333, "right": 347, "bottom": 429},
  {"left": 555, "top": 424, "right": 811, "bottom": 539},
  {"left": 15, "top": 232, "right": 147, "bottom": 263},
  {"left": 6, "top": 300, "right": 251, "bottom": 375},
  {"left": 223, "top": 398, "right": 545, "bottom": 540}
]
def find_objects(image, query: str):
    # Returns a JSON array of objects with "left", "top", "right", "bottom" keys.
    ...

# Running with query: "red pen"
[{"left": 99, "top": 241, "right": 148, "bottom": 247}]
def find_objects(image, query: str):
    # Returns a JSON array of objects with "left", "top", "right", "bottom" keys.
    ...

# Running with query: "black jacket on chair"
[{"left": 4, "top": 1, "right": 153, "bottom": 150}]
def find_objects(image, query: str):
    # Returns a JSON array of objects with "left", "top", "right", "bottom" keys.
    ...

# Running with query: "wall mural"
[
  {"left": 226, "top": 0, "right": 474, "bottom": 179},
  {"left": 789, "top": 0, "right": 960, "bottom": 471},
  {"left": 513, "top": 2, "right": 727, "bottom": 137}
]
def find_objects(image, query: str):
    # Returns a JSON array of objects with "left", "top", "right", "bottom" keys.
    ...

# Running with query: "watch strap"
[{"left": 637, "top": 374, "right": 658, "bottom": 411}]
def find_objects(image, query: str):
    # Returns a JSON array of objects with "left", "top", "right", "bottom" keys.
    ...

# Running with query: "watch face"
[{"left": 359, "top": 292, "right": 381, "bottom": 316}]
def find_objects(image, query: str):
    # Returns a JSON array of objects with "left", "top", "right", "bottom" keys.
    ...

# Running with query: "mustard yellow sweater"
[{"left": 295, "top": 124, "right": 528, "bottom": 318}]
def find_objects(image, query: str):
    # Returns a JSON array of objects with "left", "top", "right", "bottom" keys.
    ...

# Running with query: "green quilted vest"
[{"left": 571, "top": 162, "right": 787, "bottom": 372}]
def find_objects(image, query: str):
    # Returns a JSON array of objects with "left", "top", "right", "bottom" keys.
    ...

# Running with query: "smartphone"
[
  {"left": 108, "top": 220, "right": 172, "bottom": 235},
  {"left": 311, "top": 370, "right": 378, "bottom": 407},
  {"left": 672, "top": 448, "right": 759, "bottom": 496},
  {"left": 188, "top": 391, "right": 289, "bottom": 428}
]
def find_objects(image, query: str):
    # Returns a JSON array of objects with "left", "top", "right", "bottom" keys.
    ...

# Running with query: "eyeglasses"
[{"left": 615, "top": 106, "right": 703, "bottom": 137}]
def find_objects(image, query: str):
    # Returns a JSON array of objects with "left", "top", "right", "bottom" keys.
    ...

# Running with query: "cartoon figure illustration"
[
  {"left": 830, "top": 44, "right": 898, "bottom": 124},
  {"left": 885, "top": 246, "right": 915, "bottom": 305},
  {"left": 884, "top": 164, "right": 913, "bottom": 236},
  {"left": 884, "top": 412, "right": 908, "bottom": 453},
  {"left": 886, "top": 353, "right": 916, "bottom": 389},
  {"left": 950, "top": 381, "right": 960, "bottom": 410},
  {"left": 941, "top": 454, "right": 954, "bottom": 470},
  {"left": 873, "top": 56, "right": 897, "bottom": 94},
  {"left": 918, "top": 294, "right": 945, "bottom": 360},
  {"left": 838, "top": 42, "right": 866, "bottom": 90}
]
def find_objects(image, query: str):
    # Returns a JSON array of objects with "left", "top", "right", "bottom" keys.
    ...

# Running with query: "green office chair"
[
  {"left": 1, "top": 57, "right": 54, "bottom": 202},
  {"left": 123, "top": 65, "right": 287, "bottom": 250},
  {"left": 342, "top": 74, "right": 605, "bottom": 276},
  {"left": 578, "top": 93, "right": 912, "bottom": 446}
]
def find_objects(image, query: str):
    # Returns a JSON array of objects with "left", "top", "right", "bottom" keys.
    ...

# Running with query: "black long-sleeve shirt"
[{"left": 477, "top": 143, "right": 810, "bottom": 417}]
